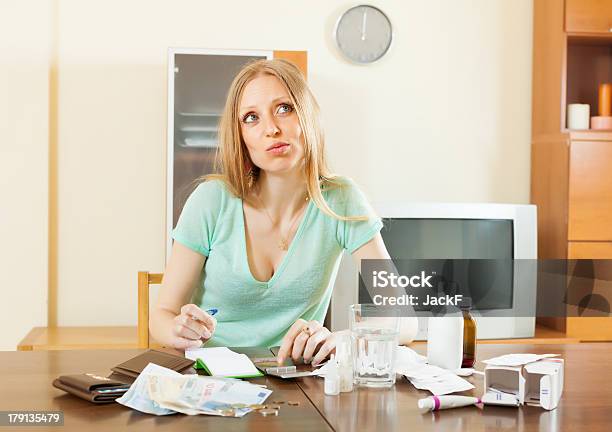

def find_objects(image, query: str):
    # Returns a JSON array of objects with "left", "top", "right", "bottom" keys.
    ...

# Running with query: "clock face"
[{"left": 334, "top": 5, "right": 392, "bottom": 64}]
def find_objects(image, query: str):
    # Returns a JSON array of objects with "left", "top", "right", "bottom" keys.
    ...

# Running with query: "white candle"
[{"left": 567, "top": 104, "right": 590, "bottom": 130}]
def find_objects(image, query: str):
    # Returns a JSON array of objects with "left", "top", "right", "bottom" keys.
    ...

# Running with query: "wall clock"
[{"left": 334, "top": 5, "right": 393, "bottom": 64}]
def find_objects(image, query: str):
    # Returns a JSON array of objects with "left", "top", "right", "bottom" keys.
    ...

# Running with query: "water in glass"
[{"left": 352, "top": 327, "right": 398, "bottom": 388}]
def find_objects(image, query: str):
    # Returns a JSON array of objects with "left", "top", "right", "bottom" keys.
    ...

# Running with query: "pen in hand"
[
  {"left": 188, "top": 308, "right": 218, "bottom": 341},
  {"left": 189, "top": 308, "right": 218, "bottom": 319}
]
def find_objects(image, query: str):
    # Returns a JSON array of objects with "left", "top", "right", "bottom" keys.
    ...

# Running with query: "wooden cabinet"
[
  {"left": 531, "top": 0, "right": 612, "bottom": 341},
  {"left": 567, "top": 241, "right": 612, "bottom": 340},
  {"left": 568, "top": 140, "right": 612, "bottom": 241},
  {"left": 533, "top": 135, "right": 612, "bottom": 340},
  {"left": 532, "top": 134, "right": 612, "bottom": 340},
  {"left": 566, "top": 0, "right": 612, "bottom": 34},
  {"left": 568, "top": 242, "right": 612, "bottom": 257}
]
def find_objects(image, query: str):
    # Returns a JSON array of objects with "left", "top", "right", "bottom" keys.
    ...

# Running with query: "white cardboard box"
[
  {"left": 523, "top": 359, "right": 564, "bottom": 410},
  {"left": 482, "top": 358, "right": 564, "bottom": 410},
  {"left": 482, "top": 365, "right": 525, "bottom": 407}
]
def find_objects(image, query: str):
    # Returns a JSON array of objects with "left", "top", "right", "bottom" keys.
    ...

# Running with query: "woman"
[{"left": 150, "top": 59, "right": 416, "bottom": 367}]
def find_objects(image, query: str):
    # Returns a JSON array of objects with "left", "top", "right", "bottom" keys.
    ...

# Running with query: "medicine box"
[
  {"left": 482, "top": 366, "right": 525, "bottom": 407},
  {"left": 482, "top": 359, "right": 564, "bottom": 410},
  {"left": 523, "top": 359, "right": 564, "bottom": 410}
]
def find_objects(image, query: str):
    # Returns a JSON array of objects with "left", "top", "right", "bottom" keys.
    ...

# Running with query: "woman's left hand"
[{"left": 277, "top": 319, "right": 337, "bottom": 367}]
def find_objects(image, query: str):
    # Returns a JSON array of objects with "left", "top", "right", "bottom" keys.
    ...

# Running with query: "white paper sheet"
[
  {"left": 482, "top": 353, "right": 559, "bottom": 367},
  {"left": 394, "top": 346, "right": 475, "bottom": 395},
  {"left": 185, "top": 347, "right": 261, "bottom": 377},
  {"left": 185, "top": 347, "right": 233, "bottom": 362},
  {"left": 409, "top": 373, "right": 475, "bottom": 396}
]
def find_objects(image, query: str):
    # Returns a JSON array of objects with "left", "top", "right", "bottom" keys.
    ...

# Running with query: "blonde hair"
[{"left": 206, "top": 58, "right": 365, "bottom": 221}]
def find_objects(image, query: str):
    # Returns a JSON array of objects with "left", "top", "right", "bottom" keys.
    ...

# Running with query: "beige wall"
[
  {"left": 1, "top": 0, "right": 51, "bottom": 350},
  {"left": 0, "top": 0, "right": 533, "bottom": 349}
]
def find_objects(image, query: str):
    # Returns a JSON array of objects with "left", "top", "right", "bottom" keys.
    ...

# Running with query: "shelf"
[
  {"left": 180, "top": 126, "right": 217, "bottom": 132},
  {"left": 565, "top": 38, "right": 612, "bottom": 129},
  {"left": 178, "top": 112, "right": 220, "bottom": 118},
  {"left": 567, "top": 130, "right": 612, "bottom": 141},
  {"left": 568, "top": 33, "right": 612, "bottom": 44},
  {"left": 176, "top": 112, "right": 219, "bottom": 147},
  {"left": 180, "top": 137, "right": 218, "bottom": 148}
]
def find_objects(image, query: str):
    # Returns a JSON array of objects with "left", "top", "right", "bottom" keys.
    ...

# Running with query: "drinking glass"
[{"left": 349, "top": 304, "right": 400, "bottom": 388}]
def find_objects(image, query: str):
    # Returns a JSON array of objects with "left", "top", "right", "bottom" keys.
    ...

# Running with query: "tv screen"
[{"left": 379, "top": 218, "right": 514, "bottom": 311}]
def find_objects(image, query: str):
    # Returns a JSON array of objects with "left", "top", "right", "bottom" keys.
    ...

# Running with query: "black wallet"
[
  {"left": 52, "top": 373, "right": 130, "bottom": 404},
  {"left": 110, "top": 349, "right": 195, "bottom": 379},
  {"left": 53, "top": 350, "right": 195, "bottom": 404}
]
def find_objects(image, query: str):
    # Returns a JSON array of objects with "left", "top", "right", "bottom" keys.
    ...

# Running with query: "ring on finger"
[
  {"left": 304, "top": 328, "right": 330, "bottom": 361},
  {"left": 291, "top": 331, "right": 310, "bottom": 360}
]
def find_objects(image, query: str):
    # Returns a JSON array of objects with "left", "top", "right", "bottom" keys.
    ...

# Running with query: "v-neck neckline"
[{"left": 239, "top": 197, "right": 313, "bottom": 286}]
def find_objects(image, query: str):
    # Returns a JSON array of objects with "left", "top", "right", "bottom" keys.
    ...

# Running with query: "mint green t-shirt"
[{"left": 171, "top": 177, "right": 382, "bottom": 348}]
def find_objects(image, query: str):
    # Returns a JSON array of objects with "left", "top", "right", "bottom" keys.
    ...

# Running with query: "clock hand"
[{"left": 361, "top": 10, "right": 367, "bottom": 41}]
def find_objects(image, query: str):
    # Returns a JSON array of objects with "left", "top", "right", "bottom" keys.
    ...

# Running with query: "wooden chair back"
[{"left": 137, "top": 271, "right": 163, "bottom": 348}]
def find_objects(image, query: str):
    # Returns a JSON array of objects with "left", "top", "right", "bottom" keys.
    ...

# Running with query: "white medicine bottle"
[
  {"left": 324, "top": 354, "right": 340, "bottom": 396},
  {"left": 335, "top": 333, "right": 354, "bottom": 393},
  {"left": 427, "top": 314, "right": 464, "bottom": 371}
]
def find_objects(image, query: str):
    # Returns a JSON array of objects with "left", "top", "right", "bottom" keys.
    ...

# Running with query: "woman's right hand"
[{"left": 170, "top": 304, "right": 216, "bottom": 350}]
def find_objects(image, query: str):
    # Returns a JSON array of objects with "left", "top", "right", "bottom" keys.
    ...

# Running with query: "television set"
[{"left": 330, "top": 203, "right": 538, "bottom": 339}]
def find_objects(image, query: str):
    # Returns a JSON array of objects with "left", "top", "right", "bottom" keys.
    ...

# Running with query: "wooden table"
[
  {"left": 1, "top": 344, "right": 610, "bottom": 431},
  {"left": 0, "top": 348, "right": 331, "bottom": 431},
  {"left": 297, "top": 343, "right": 612, "bottom": 432}
]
